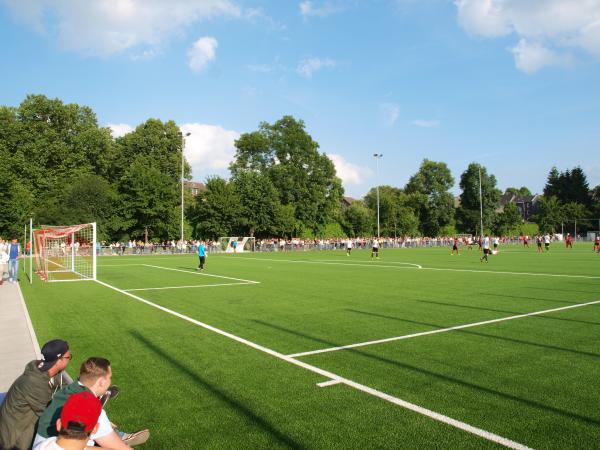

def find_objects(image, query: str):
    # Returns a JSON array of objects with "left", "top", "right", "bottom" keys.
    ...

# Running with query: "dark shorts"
[
  {"left": 484, "top": 248, "right": 491, "bottom": 255},
  {"left": 452, "top": 245, "right": 458, "bottom": 250},
  {"left": 372, "top": 247, "right": 379, "bottom": 253}
]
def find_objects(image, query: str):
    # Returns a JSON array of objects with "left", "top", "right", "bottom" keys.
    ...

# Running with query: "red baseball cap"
[{"left": 60, "top": 392, "right": 102, "bottom": 433}]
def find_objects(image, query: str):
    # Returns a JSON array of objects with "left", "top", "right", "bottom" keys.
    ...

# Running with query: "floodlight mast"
[
  {"left": 373, "top": 153, "right": 383, "bottom": 238},
  {"left": 181, "top": 132, "right": 191, "bottom": 252},
  {"left": 479, "top": 167, "right": 484, "bottom": 238}
]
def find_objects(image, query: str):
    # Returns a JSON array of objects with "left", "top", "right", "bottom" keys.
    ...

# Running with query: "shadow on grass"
[
  {"left": 129, "top": 331, "right": 306, "bottom": 450},
  {"left": 479, "top": 292, "right": 581, "bottom": 305},
  {"left": 524, "top": 286, "right": 600, "bottom": 296},
  {"left": 346, "top": 308, "right": 600, "bottom": 359},
  {"left": 253, "top": 321, "right": 600, "bottom": 427},
  {"left": 419, "top": 299, "right": 600, "bottom": 327}
]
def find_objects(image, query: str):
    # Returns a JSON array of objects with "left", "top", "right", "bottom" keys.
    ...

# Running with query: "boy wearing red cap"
[{"left": 33, "top": 391, "right": 102, "bottom": 450}]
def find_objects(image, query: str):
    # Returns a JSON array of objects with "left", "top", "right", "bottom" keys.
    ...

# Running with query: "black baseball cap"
[{"left": 38, "top": 339, "right": 69, "bottom": 371}]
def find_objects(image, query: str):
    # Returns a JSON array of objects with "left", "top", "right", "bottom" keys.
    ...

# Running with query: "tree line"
[{"left": 1, "top": 95, "right": 598, "bottom": 241}]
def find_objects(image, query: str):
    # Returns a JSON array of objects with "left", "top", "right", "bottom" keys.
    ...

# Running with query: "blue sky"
[{"left": 1, "top": 0, "right": 599, "bottom": 198}]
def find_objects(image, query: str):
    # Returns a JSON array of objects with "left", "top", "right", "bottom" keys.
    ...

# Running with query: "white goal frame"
[
  {"left": 33, "top": 222, "right": 96, "bottom": 282},
  {"left": 218, "top": 237, "right": 255, "bottom": 253}
]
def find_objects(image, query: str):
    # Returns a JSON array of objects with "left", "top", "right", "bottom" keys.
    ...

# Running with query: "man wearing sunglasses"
[{"left": 0, "top": 339, "right": 72, "bottom": 450}]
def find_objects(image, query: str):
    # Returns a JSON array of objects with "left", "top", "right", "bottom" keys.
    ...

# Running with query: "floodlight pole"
[
  {"left": 181, "top": 132, "right": 191, "bottom": 253},
  {"left": 373, "top": 154, "right": 383, "bottom": 238},
  {"left": 478, "top": 167, "right": 484, "bottom": 237}
]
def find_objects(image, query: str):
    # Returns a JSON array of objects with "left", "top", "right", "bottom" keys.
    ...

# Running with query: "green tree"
[
  {"left": 543, "top": 166, "right": 591, "bottom": 207},
  {"left": 230, "top": 116, "right": 343, "bottom": 233},
  {"left": 456, "top": 163, "right": 501, "bottom": 234},
  {"left": 534, "top": 196, "right": 565, "bottom": 233},
  {"left": 405, "top": 159, "right": 455, "bottom": 236},
  {"left": 505, "top": 187, "right": 532, "bottom": 197},
  {"left": 364, "top": 186, "right": 419, "bottom": 237},
  {"left": 493, "top": 203, "right": 523, "bottom": 236},
  {"left": 189, "top": 177, "right": 241, "bottom": 239},
  {"left": 343, "top": 201, "right": 374, "bottom": 237},
  {"left": 232, "top": 171, "right": 280, "bottom": 237}
]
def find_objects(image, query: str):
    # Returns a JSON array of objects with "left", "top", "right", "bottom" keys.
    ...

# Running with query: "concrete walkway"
[{"left": 0, "top": 281, "right": 40, "bottom": 391}]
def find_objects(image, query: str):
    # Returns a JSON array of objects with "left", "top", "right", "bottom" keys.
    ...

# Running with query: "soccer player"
[
  {"left": 371, "top": 238, "right": 379, "bottom": 259},
  {"left": 594, "top": 234, "right": 600, "bottom": 253},
  {"left": 536, "top": 235, "right": 543, "bottom": 253},
  {"left": 451, "top": 237, "right": 460, "bottom": 255},
  {"left": 480, "top": 235, "right": 491, "bottom": 262},
  {"left": 565, "top": 233, "right": 573, "bottom": 249},
  {"left": 346, "top": 238, "right": 353, "bottom": 256},
  {"left": 523, "top": 235, "right": 529, "bottom": 247},
  {"left": 197, "top": 241, "right": 206, "bottom": 271},
  {"left": 492, "top": 236, "right": 499, "bottom": 253},
  {"left": 466, "top": 236, "right": 473, "bottom": 250},
  {"left": 544, "top": 233, "right": 551, "bottom": 252}
]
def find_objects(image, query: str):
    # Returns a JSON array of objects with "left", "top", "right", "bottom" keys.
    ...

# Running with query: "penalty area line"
[
  {"left": 95, "top": 278, "right": 531, "bottom": 450},
  {"left": 124, "top": 282, "right": 256, "bottom": 292},
  {"left": 236, "top": 257, "right": 423, "bottom": 270},
  {"left": 288, "top": 298, "right": 600, "bottom": 358},
  {"left": 142, "top": 264, "right": 260, "bottom": 284}
]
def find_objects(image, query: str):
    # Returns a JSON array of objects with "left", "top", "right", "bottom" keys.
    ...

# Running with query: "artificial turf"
[{"left": 20, "top": 242, "right": 600, "bottom": 449}]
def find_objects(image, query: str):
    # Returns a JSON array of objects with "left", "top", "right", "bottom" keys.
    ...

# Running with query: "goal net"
[
  {"left": 33, "top": 223, "right": 96, "bottom": 282},
  {"left": 218, "top": 237, "right": 255, "bottom": 253}
]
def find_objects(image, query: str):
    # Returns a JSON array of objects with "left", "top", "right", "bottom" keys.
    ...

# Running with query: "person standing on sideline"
[
  {"left": 371, "top": 238, "right": 379, "bottom": 259},
  {"left": 451, "top": 237, "right": 460, "bottom": 255},
  {"left": 197, "top": 240, "right": 206, "bottom": 271},
  {"left": 480, "top": 235, "right": 491, "bottom": 262},
  {"left": 7, "top": 236, "right": 21, "bottom": 283},
  {"left": 346, "top": 238, "right": 353, "bottom": 256},
  {"left": 593, "top": 234, "right": 600, "bottom": 253},
  {"left": 0, "top": 340, "right": 72, "bottom": 450}
]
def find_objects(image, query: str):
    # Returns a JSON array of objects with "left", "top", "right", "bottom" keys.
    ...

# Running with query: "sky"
[{"left": 1, "top": 0, "right": 599, "bottom": 198}]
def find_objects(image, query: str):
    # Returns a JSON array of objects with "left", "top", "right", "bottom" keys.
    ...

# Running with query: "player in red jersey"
[
  {"left": 565, "top": 233, "right": 573, "bottom": 249},
  {"left": 523, "top": 235, "right": 529, "bottom": 247},
  {"left": 594, "top": 234, "right": 600, "bottom": 253}
]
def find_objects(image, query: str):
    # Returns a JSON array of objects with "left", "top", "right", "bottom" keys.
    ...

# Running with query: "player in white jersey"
[
  {"left": 346, "top": 238, "right": 353, "bottom": 256},
  {"left": 480, "top": 235, "right": 491, "bottom": 262},
  {"left": 371, "top": 238, "right": 379, "bottom": 259}
]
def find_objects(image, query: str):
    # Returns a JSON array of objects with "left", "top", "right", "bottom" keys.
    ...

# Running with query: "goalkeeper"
[{"left": 197, "top": 241, "right": 206, "bottom": 271}]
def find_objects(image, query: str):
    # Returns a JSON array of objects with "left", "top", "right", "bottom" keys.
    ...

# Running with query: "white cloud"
[
  {"left": 380, "top": 102, "right": 400, "bottom": 126},
  {"left": 188, "top": 37, "right": 218, "bottom": 73},
  {"left": 180, "top": 123, "right": 240, "bottom": 177},
  {"left": 412, "top": 119, "right": 439, "bottom": 128},
  {"left": 3, "top": 0, "right": 240, "bottom": 56},
  {"left": 297, "top": 57, "right": 335, "bottom": 77},
  {"left": 299, "top": 1, "right": 346, "bottom": 18},
  {"left": 328, "top": 154, "right": 367, "bottom": 185},
  {"left": 455, "top": 0, "right": 600, "bottom": 73},
  {"left": 107, "top": 123, "right": 133, "bottom": 138},
  {"left": 511, "top": 39, "right": 567, "bottom": 73}
]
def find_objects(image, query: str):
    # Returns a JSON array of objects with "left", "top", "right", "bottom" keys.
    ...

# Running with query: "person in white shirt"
[
  {"left": 346, "top": 238, "right": 353, "bottom": 256},
  {"left": 480, "top": 235, "right": 491, "bottom": 262},
  {"left": 543, "top": 234, "right": 551, "bottom": 252},
  {"left": 371, "top": 238, "right": 379, "bottom": 259}
]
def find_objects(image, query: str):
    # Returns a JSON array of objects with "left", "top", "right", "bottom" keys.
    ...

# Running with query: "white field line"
[
  {"left": 142, "top": 264, "right": 260, "bottom": 284},
  {"left": 319, "top": 259, "right": 422, "bottom": 269},
  {"left": 236, "top": 256, "right": 600, "bottom": 279},
  {"left": 95, "top": 278, "right": 531, "bottom": 450},
  {"left": 98, "top": 264, "right": 145, "bottom": 267},
  {"left": 317, "top": 379, "right": 343, "bottom": 388},
  {"left": 288, "top": 299, "right": 600, "bottom": 358},
  {"left": 125, "top": 282, "right": 254, "bottom": 292},
  {"left": 237, "top": 257, "right": 422, "bottom": 271}
]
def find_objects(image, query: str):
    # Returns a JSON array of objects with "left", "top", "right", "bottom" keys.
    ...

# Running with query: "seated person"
[
  {"left": 34, "top": 357, "right": 149, "bottom": 448},
  {"left": 0, "top": 339, "right": 72, "bottom": 450},
  {"left": 34, "top": 391, "right": 102, "bottom": 450}
]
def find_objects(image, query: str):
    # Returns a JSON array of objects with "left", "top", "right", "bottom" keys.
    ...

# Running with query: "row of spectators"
[{"left": 0, "top": 339, "right": 149, "bottom": 450}]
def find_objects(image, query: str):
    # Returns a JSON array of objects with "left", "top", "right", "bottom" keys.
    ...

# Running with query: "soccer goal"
[
  {"left": 33, "top": 223, "right": 96, "bottom": 282},
  {"left": 218, "top": 237, "right": 255, "bottom": 253}
]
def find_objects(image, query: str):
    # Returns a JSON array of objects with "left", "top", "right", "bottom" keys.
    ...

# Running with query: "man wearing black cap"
[{"left": 0, "top": 339, "right": 72, "bottom": 450}]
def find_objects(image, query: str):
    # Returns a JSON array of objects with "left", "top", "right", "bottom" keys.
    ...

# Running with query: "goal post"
[
  {"left": 217, "top": 237, "right": 255, "bottom": 253},
  {"left": 33, "top": 222, "right": 96, "bottom": 282}
]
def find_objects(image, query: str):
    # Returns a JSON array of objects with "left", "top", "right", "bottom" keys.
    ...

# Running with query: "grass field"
[{"left": 20, "top": 243, "right": 600, "bottom": 449}]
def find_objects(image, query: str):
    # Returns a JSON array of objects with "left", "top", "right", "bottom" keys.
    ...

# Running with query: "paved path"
[{"left": 0, "top": 281, "right": 40, "bottom": 391}]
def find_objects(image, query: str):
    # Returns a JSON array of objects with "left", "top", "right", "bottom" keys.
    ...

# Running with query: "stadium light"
[
  {"left": 182, "top": 132, "right": 191, "bottom": 252},
  {"left": 373, "top": 153, "right": 383, "bottom": 238}
]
